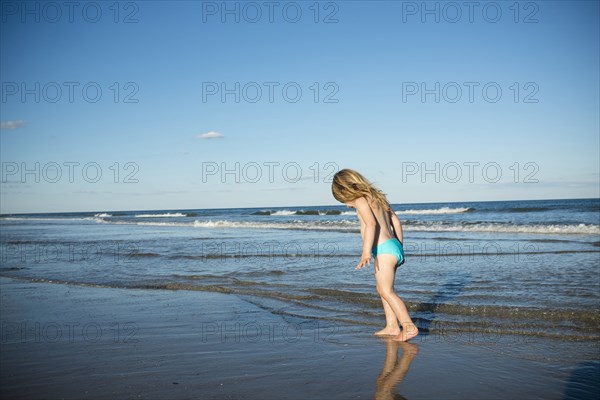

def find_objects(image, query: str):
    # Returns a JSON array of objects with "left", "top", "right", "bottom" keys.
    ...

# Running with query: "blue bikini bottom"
[{"left": 372, "top": 238, "right": 405, "bottom": 267}]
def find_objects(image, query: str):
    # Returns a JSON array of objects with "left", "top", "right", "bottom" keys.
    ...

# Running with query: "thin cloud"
[
  {"left": 1, "top": 120, "right": 25, "bottom": 130},
  {"left": 197, "top": 131, "right": 224, "bottom": 140}
]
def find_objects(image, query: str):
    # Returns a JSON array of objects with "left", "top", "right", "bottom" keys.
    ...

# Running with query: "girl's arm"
[
  {"left": 354, "top": 197, "right": 376, "bottom": 270},
  {"left": 390, "top": 211, "right": 404, "bottom": 244}
]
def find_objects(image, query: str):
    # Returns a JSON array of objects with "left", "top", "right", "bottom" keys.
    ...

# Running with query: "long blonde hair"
[{"left": 331, "top": 169, "right": 392, "bottom": 212}]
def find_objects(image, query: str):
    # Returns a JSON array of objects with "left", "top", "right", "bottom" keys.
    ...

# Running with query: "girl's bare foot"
[
  {"left": 393, "top": 325, "right": 419, "bottom": 342},
  {"left": 374, "top": 327, "right": 401, "bottom": 336}
]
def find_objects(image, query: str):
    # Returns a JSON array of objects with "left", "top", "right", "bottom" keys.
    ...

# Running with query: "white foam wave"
[
  {"left": 134, "top": 213, "right": 188, "bottom": 218},
  {"left": 272, "top": 210, "right": 355, "bottom": 216},
  {"left": 94, "top": 218, "right": 599, "bottom": 235},
  {"left": 408, "top": 222, "right": 600, "bottom": 235},
  {"left": 94, "top": 213, "right": 112, "bottom": 218},
  {"left": 396, "top": 207, "right": 471, "bottom": 215},
  {"left": 271, "top": 210, "right": 296, "bottom": 216},
  {"left": 95, "top": 218, "right": 358, "bottom": 231},
  {"left": 192, "top": 219, "right": 358, "bottom": 231}
]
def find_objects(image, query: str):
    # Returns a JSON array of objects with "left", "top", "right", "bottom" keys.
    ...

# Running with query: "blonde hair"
[{"left": 331, "top": 169, "right": 392, "bottom": 212}]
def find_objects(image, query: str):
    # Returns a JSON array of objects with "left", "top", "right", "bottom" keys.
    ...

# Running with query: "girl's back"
[{"left": 367, "top": 198, "right": 395, "bottom": 245}]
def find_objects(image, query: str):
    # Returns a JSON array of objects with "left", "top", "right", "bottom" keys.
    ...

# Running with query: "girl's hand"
[{"left": 356, "top": 256, "right": 371, "bottom": 270}]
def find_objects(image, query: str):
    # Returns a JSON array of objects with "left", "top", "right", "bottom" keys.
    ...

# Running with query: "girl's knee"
[{"left": 377, "top": 285, "right": 395, "bottom": 299}]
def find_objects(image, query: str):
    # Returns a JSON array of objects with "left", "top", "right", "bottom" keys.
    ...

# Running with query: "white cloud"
[
  {"left": 197, "top": 131, "right": 224, "bottom": 140},
  {"left": 1, "top": 120, "right": 25, "bottom": 130}
]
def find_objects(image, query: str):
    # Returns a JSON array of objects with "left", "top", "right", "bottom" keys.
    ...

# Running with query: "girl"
[{"left": 332, "top": 169, "right": 418, "bottom": 341}]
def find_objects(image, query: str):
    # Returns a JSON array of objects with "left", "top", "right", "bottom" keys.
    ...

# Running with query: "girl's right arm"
[
  {"left": 390, "top": 211, "right": 404, "bottom": 244},
  {"left": 354, "top": 197, "right": 377, "bottom": 270}
]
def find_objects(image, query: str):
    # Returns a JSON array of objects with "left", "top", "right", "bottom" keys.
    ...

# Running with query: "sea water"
[{"left": 1, "top": 198, "right": 598, "bottom": 345}]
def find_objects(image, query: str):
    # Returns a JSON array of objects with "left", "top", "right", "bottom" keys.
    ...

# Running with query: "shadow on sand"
[
  {"left": 563, "top": 361, "right": 600, "bottom": 400},
  {"left": 411, "top": 271, "right": 471, "bottom": 336}
]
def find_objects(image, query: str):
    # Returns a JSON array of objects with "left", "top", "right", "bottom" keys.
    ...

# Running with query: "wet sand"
[{"left": 1, "top": 277, "right": 598, "bottom": 399}]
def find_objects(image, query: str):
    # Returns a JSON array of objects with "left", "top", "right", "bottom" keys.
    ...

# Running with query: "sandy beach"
[{"left": 1, "top": 276, "right": 597, "bottom": 399}]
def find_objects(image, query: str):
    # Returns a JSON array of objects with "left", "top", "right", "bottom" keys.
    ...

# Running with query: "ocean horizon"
[{"left": 2, "top": 196, "right": 598, "bottom": 217}]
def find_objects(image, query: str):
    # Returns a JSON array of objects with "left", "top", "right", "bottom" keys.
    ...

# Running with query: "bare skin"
[{"left": 346, "top": 197, "right": 419, "bottom": 342}]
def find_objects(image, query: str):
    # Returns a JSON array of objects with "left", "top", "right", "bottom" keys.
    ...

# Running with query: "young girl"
[{"left": 332, "top": 169, "right": 418, "bottom": 341}]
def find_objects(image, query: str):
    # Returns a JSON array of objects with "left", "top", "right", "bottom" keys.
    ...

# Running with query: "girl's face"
[{"left": 345, "top": 200, "right": 356, "bottom": 209}]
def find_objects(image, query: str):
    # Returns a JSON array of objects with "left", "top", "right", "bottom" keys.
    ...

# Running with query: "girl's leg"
[
  {"left": 374, "top": 255, "right": 419, "bottom": 341},
  {"left": 374, "top": 257, "right": 401, "bottom": 335},
  {"left": 374, "top": 297, "right": 401, "bottom": 336}
]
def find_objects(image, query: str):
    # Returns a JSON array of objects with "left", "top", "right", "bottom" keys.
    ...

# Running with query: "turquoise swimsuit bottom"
[{"left": 372, "top": 238, "right": 405, "bottom": 267}]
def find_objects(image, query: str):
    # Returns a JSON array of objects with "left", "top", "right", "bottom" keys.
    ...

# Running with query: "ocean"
[{"left": 1, "top": 198, "right": 599, "bottom": 347}]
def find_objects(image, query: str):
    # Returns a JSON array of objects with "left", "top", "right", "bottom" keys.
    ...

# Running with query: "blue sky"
[{"left": 1, "top": 0, "right": 598, "bottom": 213}]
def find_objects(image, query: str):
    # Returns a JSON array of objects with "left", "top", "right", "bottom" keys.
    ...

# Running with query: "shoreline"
[{"left": 2, "top": 277, "right": 598, "bottom": 399}]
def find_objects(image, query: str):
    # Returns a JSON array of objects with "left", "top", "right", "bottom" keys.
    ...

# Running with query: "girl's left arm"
[{"left": 354, "top": 197, "right": 376, "bottom": 270}]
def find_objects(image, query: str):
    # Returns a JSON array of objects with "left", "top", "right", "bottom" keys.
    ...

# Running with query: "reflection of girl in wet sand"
[
  {"left": 375, "top": 340, "right": 419, "bottom": 400},
  {"left": 332, "top": 169, "right": 418, "bottom": 341}
]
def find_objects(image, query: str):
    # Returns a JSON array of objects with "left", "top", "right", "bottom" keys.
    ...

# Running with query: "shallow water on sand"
[{"left": 1, "top": 277, "right": 599, "bottom": 400}]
